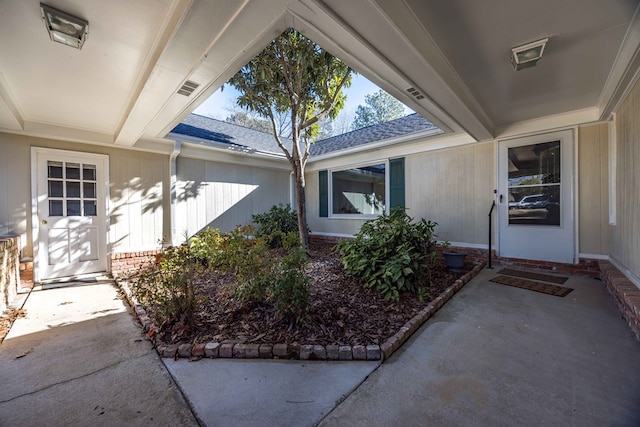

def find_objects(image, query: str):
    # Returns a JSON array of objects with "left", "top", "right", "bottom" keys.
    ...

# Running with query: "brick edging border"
[
  {"left": 117, "top": 262, "right": 486, "bottom": 361},
  {"left": 598, "top": 261, "right": 640, "bottom": 341}
]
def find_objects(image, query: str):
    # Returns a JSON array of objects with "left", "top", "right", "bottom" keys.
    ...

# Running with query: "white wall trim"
[
  {"left": 609, "top": 255, "right": 640, "bottom": 289},
  {"left": 578, "top": 253, "right": 610, "bottom": 260},
  {"left": 608, "top": 117, "right": 617, "bottom": 225},
  {"left": 309, "top": 231, "right": 354, "bottom": 238},
  {"left": 169, "top": 140, "right": 181, "bottom": 246},
  {"left": 495, "top": 107, "right": 600, "bottom": 140},
  {"left": 440, "top": 241, "right": 489, "bottom": 250}
]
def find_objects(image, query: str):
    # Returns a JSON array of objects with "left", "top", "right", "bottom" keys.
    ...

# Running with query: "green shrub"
[
  {"left": 270, "top": 242, "right": 309, "bottom": 320},
  {"left": 337, "top": 207, "right": 437, "bottom": 302},
  {"left": 131, "top": 245, "right": 203, "bottom": 327},
  {"left": 252, "top": 204, "right": 300, "bottom": 248},
  {"left": 187, "top": 227, "right": 224, "bottom": 266}
]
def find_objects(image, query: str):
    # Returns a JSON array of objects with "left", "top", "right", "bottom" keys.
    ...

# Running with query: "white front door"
[
  {"left": 33, "top": 148, "right": 108, "bottom": 280},
  {"left": 498, "top": 130, "right": 575, "bottom": 264}
]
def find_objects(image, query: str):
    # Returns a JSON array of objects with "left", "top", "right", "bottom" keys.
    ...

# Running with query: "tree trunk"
[{"left": 292, "top": 161, "right": 309, "bottom": 249}]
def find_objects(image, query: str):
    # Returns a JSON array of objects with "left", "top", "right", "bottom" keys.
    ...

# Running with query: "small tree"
[
  {"left": 229, "top": 28, "right": 354, "bottom": 248},
  {"left": 352, "top": 89, "right": 405, "bottom": 130}
]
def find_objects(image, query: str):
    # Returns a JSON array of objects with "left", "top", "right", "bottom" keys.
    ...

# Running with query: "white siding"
[
  {"left": 613, "top": 78, "right": 640, "bottom": 278},
  {"left": 0, "top": 133, "right": 169, "bottom": 256},
  {"left": 578, "top": 123, "right": 611, "bottom": 255},
  {"left": 174, "top": 157, "right": 290, "bottom": 237}
]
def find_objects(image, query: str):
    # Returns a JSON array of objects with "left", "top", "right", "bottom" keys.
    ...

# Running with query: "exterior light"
[
  {"left": 41, "top": 3, "right": 89, "bottom": 50},
  {"left": 510, "top": 38, "right": 548, "bottom": 71}
]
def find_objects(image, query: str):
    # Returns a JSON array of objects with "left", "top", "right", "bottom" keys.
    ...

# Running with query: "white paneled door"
[
  {"left": 498, "top": 130, "right": 575, "bottom": 264},
  {"left": 33, "top": 148, "right": 108, "bottom": 280}
]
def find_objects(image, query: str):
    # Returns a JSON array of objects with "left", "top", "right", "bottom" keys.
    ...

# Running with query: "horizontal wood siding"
[
  {"left": 613, "top": 78, "right": 640, "bottom": 279},
  {"left": 578, "top": 123, "right": 611, "bottom": 255},
  {"left": 175, "top": 157, "right": 290, "bottom": 237}
]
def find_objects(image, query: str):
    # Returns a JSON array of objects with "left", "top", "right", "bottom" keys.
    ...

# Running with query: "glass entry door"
[{"left": 498, "top": 130, "right": 575, "bottom": 263}]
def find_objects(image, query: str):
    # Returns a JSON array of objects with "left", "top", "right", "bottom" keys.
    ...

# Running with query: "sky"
[{"left": 192, "top": 73, "right": 411, "bottom": 126}]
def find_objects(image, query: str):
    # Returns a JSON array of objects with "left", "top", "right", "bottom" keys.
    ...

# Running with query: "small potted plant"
[{"left": 441, "top": 241, "right": 468, "bottom": 273}]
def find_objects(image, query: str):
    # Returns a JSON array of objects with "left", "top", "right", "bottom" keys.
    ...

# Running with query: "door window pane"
[
  {"left": 83, "top": 164, "right": 96, "bottom": 181},
  {"left": 83, "top": 182, "right": 96, "bottom": 198},
  {"left": 48, "top": 180, "right": 63, "bottom": 197},
  {"left": 49, "top": 200, "right": 63, "bottom": 216},
  {"left": 508, "top": 141, "right": 561, "bottom": 226},
  {"left": 67, "top": 200, "right": 81, "bottom": 216},
  {"left": 66, "top": 163, "right": 81, "bottom": 180},
  {"left": 48, "top": 161, "right": 63, "bottom": 178},
  {"left": 84, "top": 200, "right": 97, "bottom": 216},
  {"left": 66, "top": 181, "right": 81, "bottom": 198}
]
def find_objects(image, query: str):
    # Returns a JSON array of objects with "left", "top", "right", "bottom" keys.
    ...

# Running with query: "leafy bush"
[
  {"left": 252, "top": 204, "right": 300, "bottom": 248},
  {"left": 270, "top": 235, "right": 309, "bottom": 319},
  {"left": 131, "top": 245, "right": 203, "bottom": 327},
  {"left": 188, "top": 227, "right": 224, "bottom": 266},
  {"left": 337, "top": 207, "right": 437, "bottom": 302}
]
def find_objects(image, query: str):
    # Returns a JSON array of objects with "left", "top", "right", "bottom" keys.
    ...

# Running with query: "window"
[
  {"left": 47, "top": 160, "right": 98, "bottom": 217},
  {"left": 331, "top": 163, "right": 387, "bottom": 216},
  {"left": 319, "top": 158, "right": 404, "bottom": 218}
]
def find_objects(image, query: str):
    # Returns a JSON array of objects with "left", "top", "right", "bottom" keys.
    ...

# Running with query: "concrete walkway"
[
  {"left": 0, "top": 281, "right": 198, "bottom": 426},
  {"left": 2, "top": 268, "right": 639, "bottom": 426},
  {"left": 318, "top": 268, "right": 640, "bottom": 426}
]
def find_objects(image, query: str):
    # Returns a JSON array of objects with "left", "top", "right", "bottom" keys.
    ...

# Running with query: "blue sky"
[{"left": 193, "top": 73, "right": 410, "bottom": 124}]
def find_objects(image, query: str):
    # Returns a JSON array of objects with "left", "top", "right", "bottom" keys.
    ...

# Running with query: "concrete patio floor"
[{"left": 1, "top": 267, "right": 639, "bottom": 426}]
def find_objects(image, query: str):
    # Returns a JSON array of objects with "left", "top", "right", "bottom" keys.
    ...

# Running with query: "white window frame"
[{"left": 329, "top": 159, "right": 389, "bottom": 219}]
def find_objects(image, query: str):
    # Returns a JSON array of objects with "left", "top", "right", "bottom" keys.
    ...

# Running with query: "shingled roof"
[
  {"left": 309, "top": 113, "right": 439, "bottom": 156},
  {"left": 171, "top": 113, "right": 439, "bottom": 157}
]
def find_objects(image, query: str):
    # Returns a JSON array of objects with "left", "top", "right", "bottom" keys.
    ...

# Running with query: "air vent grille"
[
  {"left": 406, "top": 87, "right": 425, "bottom": 100},
  {"left": 177, "top": 80, "right": 200, "bottom": 97}
]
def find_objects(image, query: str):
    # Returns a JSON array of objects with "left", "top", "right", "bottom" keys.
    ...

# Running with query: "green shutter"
[
  {"left": 389, "top": 157, "right": 405, "bottom": 210},
  {"left": 319, "top": 170, "right": 328, "bottom": 217}
]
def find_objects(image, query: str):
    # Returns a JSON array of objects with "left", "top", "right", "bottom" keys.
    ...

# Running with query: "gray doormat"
[
  {"left": 490, "top": 275, "right": 574, "bottom": 297},
  {"left": 498, "top": 268, "right": 568, "bottom": 284}
]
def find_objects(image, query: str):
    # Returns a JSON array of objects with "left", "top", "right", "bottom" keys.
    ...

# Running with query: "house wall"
[
  {"left": 0, "top": 132, "right": 170, "bottom": 257},
  {"left": 174, "top": 156, "right": 291, "bottom": 237},
  {"left": 612, "top": 78, "right": 640, "bottom": 281},
  {"left": 577, "top": 123, "right": 611, "bottom": 256},
  {"left": 306, "top": 140, "right": 495, "bottom": 246}
]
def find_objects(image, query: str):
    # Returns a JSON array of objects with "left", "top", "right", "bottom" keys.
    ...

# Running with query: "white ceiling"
[{"left": 0, "top": 0, "right": 639, "bottom": 150}]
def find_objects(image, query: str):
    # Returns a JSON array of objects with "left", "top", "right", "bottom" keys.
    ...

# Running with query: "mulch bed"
[{"left": 151, "top": 242, "right": 473, "bottom": 347}]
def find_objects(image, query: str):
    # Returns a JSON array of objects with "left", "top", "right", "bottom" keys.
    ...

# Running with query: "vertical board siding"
[
  {"left": 0, "top": 133, "right": 169, "bottom": 256},
  {"left": 614, "top": 78, "right": 640, "bottom": 278},
  {"left": 407, "top": 142, "right": 494, "bottom": 245},
  {"left": 175, "top": 157, "right": 290, "bottom": 237},
  {"left": 578, "top": 123, "right": 611, "bottom": 255}
]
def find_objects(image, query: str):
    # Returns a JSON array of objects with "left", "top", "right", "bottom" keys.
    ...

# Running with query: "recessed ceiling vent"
[
  {"left": 177, "top": 80, "right": 200, "bottom": 97},
  {"left": 406, "top": 87, "right": 425, "bottom": 100}
]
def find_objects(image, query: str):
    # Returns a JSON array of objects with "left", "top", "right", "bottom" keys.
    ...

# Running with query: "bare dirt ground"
[{"left": 153, "top": 242, "right": 472, "bottom": 346}]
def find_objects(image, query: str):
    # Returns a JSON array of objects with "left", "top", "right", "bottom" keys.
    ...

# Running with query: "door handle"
[
  {"left": 499, "top": 194, "right": 504, "bottom": 203},
  {"left": 41, "top": 219, "right": 47, "bottom": 225}
]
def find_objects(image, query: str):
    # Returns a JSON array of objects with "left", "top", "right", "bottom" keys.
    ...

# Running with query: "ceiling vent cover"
[
  {"left": 406, "top": 87, "right": 425, "bottom": 100},
  {"left": 177, "top": 80, "right": 200, "bottom": 96}
]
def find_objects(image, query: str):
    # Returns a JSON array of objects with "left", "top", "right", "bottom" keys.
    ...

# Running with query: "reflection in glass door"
[{"left": 507, "top": 141, "right": 561, "bottom": 226}]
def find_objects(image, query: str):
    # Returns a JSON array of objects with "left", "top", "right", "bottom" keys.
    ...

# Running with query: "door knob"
[{"left": 41, "top": 219, "right": 47, "bottom": 225}]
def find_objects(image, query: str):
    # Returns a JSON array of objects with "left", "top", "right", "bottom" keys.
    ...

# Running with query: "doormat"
[
  {"left": 490, "top": 275, "right": 574, "bottom": 297},
  {"left": 498, "top": 268, "right": 568, "bottom": 284}
]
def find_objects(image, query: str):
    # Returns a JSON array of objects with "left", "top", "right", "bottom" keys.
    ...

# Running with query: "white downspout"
[{"left": 170, "top": 140, "right": 181, "bottom": 246}]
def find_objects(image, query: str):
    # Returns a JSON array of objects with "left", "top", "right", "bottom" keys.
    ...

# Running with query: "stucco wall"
[
  {"left": 175, "top": 156, "right": 291, "bottom": 237},
  {"left": 0, "top": 133, "right": 170, "bottom": 256},
  {"left": 613, "top": 78, "right": 640, "bottom": 280},
  {"left": 578, "top": 123, "right": 611, "bottom": 256}
]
